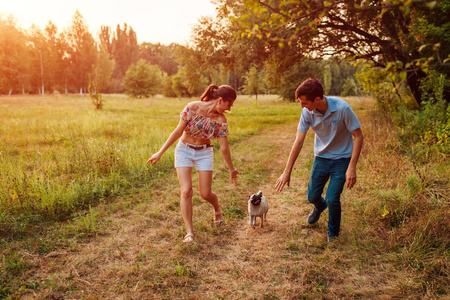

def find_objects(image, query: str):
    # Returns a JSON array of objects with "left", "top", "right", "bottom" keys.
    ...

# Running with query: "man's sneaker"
[
  {"left": 327, "top": 235, "right": 338, "bottom": 243},
  {"left": 307, "top": 207, "right": 324, "bottom": 225}
]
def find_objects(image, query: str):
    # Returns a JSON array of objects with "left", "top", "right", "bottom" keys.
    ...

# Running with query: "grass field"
[
  {"left": 0, "top": 94, "right": 448, "bottom": 299},
  {"left": 0, "top": 94, "right": 299, "bottom": 236}
]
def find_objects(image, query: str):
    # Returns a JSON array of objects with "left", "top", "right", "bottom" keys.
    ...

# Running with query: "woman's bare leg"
[
  {"left": 197, "top": 170, "right": 223, "bottom": 221},
  {"left": 176, "top": 167, "right": 194, "bottom": 236}
]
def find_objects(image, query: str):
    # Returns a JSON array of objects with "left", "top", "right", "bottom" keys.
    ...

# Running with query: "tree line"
[
  {"left": 1, "top": 1, "right": 449, "bottom": 106},
  {"left": 0, "top": 11, "right": 178, "bottom": 96},
  {"left": 0, "top": 10, "right": 363, "bottom": 99}
]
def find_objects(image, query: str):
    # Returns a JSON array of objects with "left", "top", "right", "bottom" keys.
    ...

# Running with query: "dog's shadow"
[{"left": 245, "top": 221, "right": 275, "bottom": 235}]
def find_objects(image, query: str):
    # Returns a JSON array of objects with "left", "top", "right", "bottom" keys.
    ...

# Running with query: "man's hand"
[
  {"left": 346, "top": 167, "right": 357, "bottom": 189},
  {"left": 347, "top": 128, "right": 363, "bottom": 189},
  {"left": 275, "top": 172, "right": 291, "bottom": 192}
]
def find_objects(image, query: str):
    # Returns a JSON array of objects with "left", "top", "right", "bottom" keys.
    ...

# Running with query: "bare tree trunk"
[
  {"left": 406, "top": 68, "right": 426, "bottom": 107},
  {"left": 40, "top": 50, "right": 45, "bottom": 95},
  {"left": 8, "top": 89, "right": 12, "bottom": 96}
]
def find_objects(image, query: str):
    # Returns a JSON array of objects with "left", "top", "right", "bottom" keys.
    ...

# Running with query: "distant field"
[{"left": 0, "top": 94, "right": 300, "bottom": 235}]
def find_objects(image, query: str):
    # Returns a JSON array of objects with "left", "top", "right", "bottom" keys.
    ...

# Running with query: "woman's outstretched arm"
[{"left": 146, "top": 118, "right": 187, "bottom": 165}]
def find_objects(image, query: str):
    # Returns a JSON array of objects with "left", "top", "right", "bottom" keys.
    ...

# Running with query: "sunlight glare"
[{"left": 0, "top": 0, "right": 217, "bottom": 45}]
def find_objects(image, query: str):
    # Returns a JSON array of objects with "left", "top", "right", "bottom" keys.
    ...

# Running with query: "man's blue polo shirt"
[{"left": 297, "top": 96, "right": 361, "bottom": 159}]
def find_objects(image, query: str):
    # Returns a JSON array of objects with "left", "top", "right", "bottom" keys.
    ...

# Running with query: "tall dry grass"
[{"left": 345, "top": 97, "right": 450, "bottom": 296}]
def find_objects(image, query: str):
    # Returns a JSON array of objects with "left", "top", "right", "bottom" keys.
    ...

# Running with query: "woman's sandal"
[
  {"left": 183, "top": 233, "right": 194, "bottom": 243},
  {"left": 213, "top": 208, "right": 224, "bottom": 227}
]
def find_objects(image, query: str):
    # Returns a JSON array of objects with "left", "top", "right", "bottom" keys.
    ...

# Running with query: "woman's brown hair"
[{"left": 200, "top": 84, "right": 237, "bottom": 102}]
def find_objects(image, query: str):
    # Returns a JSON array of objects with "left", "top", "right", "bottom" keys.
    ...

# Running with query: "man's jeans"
[{"left": 306, "top": 156, "right": 351, "bottom": 237}]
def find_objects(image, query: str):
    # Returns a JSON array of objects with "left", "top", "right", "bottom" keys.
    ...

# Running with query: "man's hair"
[{"left": 295, "top": 78, "right": 324, "bottom": 101}]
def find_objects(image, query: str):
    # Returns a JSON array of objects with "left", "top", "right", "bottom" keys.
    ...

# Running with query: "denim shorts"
[{"left": 174, "top": 141, "right": 214, "bottom": 171}]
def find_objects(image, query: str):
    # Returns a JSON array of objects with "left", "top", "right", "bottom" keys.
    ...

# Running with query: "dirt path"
[{"left": 198, "top": 121, "right": 319, "bottom": 298}]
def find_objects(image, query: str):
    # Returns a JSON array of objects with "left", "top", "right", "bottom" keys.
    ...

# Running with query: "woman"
[{"left": 147, "top": 84, "right": 239, "bottom": 243}]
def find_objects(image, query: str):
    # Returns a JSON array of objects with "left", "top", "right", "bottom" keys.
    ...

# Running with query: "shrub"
[
  {"left": 123, "top": 59, "right": 163, "bottom": 98},
  {"left": 393, "top": 73, "right": 450, "bottom": 160},
  {"left": 356, "top": 65, "right": 449, "bottom": 161},
  {"left": 88, "top": 80, "right": 103, "bottom": 109},
  {"left": 163, "top": 75, "right": 177, "bottom": 98},
  {"left": 355, "top": 64, "right": 409, "bottom": 113}
]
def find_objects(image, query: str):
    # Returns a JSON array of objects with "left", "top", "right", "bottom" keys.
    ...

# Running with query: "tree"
[
  {"left": 28, "top": 22, "right": 65, "bottom": 95},
  {"left": 163, "top": 75, "right": 177, "bottom": 97},
  {"left": 355, "top": 63, "right": 407, "bottom": 112},
  {"left": 172, "top": 72, "right": 190, "bottom": 98},
  {"left": 264, "top": 58, "right": 323, "bottom": 101},
  {"left": 88, "top": 40, "right": 115, "bottom": 109},
  {"left": 98, "top": 24, "right": 140, "bottom": 92},
  {"left": 216, "top": 0, "right": 450, "bottom": 106},
  {"left": 329, "top": 59, "right": 357, "bottom": 95},
  {"left": 0, "top": 15, "right": 29, "bottom": 95},
  {"left": 93, "top": 39, "right": 115, "bottom": 93},
  {"left": 171, "top": 66, "right": 208, "bottom": 98},
  {"left": 190, "top": 15, "right": 270, "bottom": 91},
  {"left": 139, "top": 42, "right": 179, "bottom": 76},
  {"left": 65, "top": 11, "right": 97, "bottom": 94},
  {"left": 99, "top": 25, "right": 113, "bottom": 58},
  {"left": 56, "top": 31, "right": 71, "bottom": 94},
  {"left": 173, "top": 46, "right": 209, "bottom": 97},
  {"left": 28, "top": 25, "right": 47, "bottom": 94},
  {"left": 209, "top": 64, "right": 230, "bottom": 86},
  {"left": 43, "top": 21, "right": 67, "bottom": 93},
  {"left": 323, "top": 65, "right": 332, "bottom": 95},
  {"left": 123, "top": 59, "right": 162, "bottom": 98},
  {"left": 241, "top": 65, "right": 266, "bottom": 99},
  {"left": 111, "top": 24, "right": 139, "bottom": 80},
  {"left": 341, "top": 77, "right": 358, "bottom": 97}
]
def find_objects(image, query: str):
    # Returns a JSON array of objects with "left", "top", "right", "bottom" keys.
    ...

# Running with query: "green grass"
[{"left": 0, "top": 94, "right": 299, "bottom": 236}]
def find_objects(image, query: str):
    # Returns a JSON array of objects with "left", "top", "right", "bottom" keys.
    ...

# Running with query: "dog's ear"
[{"left": 257, "top": 190, "right": 262, "bottom": 196}]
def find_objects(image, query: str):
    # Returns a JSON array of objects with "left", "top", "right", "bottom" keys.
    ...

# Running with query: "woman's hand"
[
  {"left": 230, "top": 168, "right": 239, "bottom": 184},
  {"left": 146, "top": 152, "right": 162, "bottom": 165}
]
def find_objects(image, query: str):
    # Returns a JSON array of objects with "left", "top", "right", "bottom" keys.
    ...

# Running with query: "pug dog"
[{"left": 248, "top": 190, "right": 268, "bottom": 229}]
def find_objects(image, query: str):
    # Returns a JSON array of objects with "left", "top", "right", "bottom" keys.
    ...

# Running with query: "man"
[{"left": 275, "top": 78, "right": 363, "bottom": 242}]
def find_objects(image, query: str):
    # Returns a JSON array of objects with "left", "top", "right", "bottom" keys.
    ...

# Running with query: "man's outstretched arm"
[{"left": 275, "top": 130, "right": 307, "bottom": 192}]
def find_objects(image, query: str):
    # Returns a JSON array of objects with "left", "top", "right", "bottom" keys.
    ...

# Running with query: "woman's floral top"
[{"left": 180, "top": 106, "right": 229, "bottom": 139}]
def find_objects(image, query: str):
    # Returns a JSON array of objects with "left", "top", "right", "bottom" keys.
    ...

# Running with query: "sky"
[{"left": 0, "top": 0, "right": 218, "bottom": 45}]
